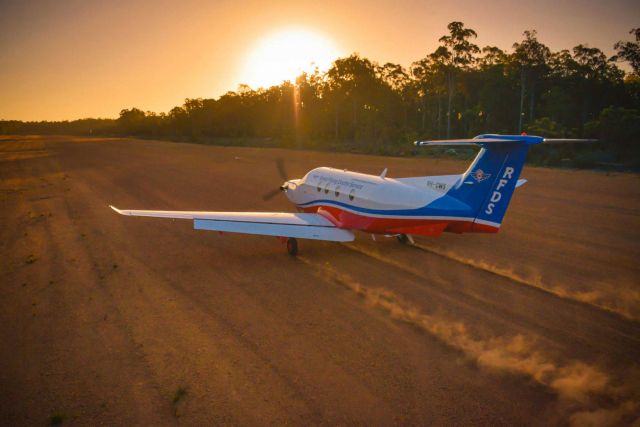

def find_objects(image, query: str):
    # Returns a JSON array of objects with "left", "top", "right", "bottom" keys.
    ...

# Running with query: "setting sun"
[{"left": 242, "top": 29, "right": 340, "bottom": 89}]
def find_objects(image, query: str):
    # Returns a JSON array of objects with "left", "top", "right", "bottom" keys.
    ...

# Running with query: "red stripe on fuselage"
[{"left": 299, "top": 205, "right": 499, "bottom": 236}]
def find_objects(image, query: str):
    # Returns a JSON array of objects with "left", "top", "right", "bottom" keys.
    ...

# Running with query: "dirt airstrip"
[{"left": 1, "top": 135, "right": 639, "bottom": 426}]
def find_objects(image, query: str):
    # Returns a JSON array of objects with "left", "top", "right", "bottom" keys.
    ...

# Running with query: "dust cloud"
[{"left": 301, "top": 257, "right": 640, "bottom": 424}]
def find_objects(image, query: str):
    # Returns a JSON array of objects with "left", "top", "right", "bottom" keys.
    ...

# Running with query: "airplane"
[{"left": 110, "top": 134, "right": 593, "bottom": 256}]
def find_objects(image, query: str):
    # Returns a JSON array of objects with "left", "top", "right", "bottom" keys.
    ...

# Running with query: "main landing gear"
[
  {"left": 396, "top": 234, "right": 415, "bottom": 245},
  {"left": 277, "top": 236, "right": 299, "bottom": 256},
  {"left": 286, "top": 237, "right": 298, "bottom": 256}
]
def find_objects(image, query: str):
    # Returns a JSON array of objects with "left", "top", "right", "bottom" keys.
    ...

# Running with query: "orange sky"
[{"left": 1, "top": 0, "right": 638, "bottom": 121}]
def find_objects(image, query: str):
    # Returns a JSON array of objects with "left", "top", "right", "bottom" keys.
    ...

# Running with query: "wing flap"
[{"left": 194, "top": 219, "right": 354, "bottom": 242}]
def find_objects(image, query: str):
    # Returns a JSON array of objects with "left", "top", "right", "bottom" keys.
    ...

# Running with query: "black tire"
[
  {"left": 286, "top": 238, "right": 298, "bottom": 256},
  {"left": 397, "top": 234, "right": 409, "bottom": 245}
]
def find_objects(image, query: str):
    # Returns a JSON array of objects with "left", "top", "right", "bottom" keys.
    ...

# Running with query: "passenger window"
[
  {"left": 349, "top": 189, "right": 355, "bottom": 201},
  {"left": 324, "top": 183, "right": 330, "bottom": 194},
  {"left": 335, "top": 186, "right": 340, "bottom": 197},
  {"left": 317, "top": 184, "right": 321, "bottom": 192}
]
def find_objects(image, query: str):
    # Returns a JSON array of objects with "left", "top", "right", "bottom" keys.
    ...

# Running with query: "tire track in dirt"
[
  {"left": 64, "top": 161, "right": 410, "bottom": 424},
  {"left": 63, "top": 166, "right": 324, "bottom": 425},
  {"left": 410, "top": 240, "right": 640, "bottom": 321},
  {"left": 298, "top": 255, "right": 640, "bottom": 426},
  {"left": 0, "top": 148, "right": 172, "bottom": 426},
  {"left": 342, "top": 240, "right": 640, "bottom": 352}
]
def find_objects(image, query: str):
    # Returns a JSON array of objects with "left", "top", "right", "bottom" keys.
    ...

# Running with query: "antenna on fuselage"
[{"left": 379, "top": 168, "right": 388, "bottom": 179}]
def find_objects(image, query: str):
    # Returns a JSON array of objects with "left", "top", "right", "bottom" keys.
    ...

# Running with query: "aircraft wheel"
[
  {"left": 397, "top": 234, "right": 409, "bottom": 245},
  {"left": 286, "top": 237, "right": 298, "bottom": 256}
]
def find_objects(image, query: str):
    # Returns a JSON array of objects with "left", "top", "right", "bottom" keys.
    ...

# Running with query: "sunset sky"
[{"left": 1, "top": 0, "right": 638, "bottom": 121}]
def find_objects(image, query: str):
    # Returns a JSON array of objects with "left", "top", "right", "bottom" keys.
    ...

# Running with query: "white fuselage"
[{"left": 282, "top": 167, "right": 478, "bottom": 236}]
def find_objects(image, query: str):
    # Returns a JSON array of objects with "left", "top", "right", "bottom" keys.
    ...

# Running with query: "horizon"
[{"left": 1, "top": 0, "right": 638, "bottom": 121}]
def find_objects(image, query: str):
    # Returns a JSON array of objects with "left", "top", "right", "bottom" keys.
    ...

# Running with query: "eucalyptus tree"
[
  {"left": 378, "top": 62, "right": 412, "bottom": 135},
  {"left": 167, "top": 106, "right": 188, "bottom": 135},
  {"left": 535, "top": 50, "right": 577, "bottom": 128},
  {"left": 512, "top": 30, "right": 551, "bottom": 131},
  {"left": 612, "top": 28, "right": 640, "bottom": 75},
  {"left": 478, "top": 46, "right": 508, "bottom": 68},
  {"left": 475, "top": 46, "right": 514, "bottom": 132},
  {"left": 379, "top": 63, "right": 410, "bottom": 93},
  {"left": 572, "top": 44, "right": 624, "bottom": 130},
  {"left": 437, "top": 21, "right": 480, "bottom": 137},
  {"left": 411, "top": 56, "right": 446, "bottom": 136},
  {"left": 325, "top": 54, "right": 389, "bottom": 144},
  {"left": 294, "top": 71, "right": 323, "bottom": 142},
  {"left": 182, "top": 98, "right": 210, "bottom": 137},
  {"left": 117, "top": 107, "right": 148, "bottom": 135},
  {"left": 325, "top": 55, "right": 373, "bottom": 140}
]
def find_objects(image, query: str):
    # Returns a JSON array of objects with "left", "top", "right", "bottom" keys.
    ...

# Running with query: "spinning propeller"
[{"left": 262, "top": 158, "right": 289, "bottom": 201}]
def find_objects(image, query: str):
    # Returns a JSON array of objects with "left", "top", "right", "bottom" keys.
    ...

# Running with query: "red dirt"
[{"left": 1, "top": 135, "right": 639, "bottom": 425}]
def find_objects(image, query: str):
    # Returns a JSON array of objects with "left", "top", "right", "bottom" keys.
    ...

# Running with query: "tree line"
[{"left": 2, "top": 23, "right": 639, "bottom": 167}]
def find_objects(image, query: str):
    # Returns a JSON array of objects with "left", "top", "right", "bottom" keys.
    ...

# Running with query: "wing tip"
[
  {"left": 542, "top": 138, "right": 598, "bottom": 143},
  {"left": 109, "top": 205, "right": 124, "bottom": 215}
]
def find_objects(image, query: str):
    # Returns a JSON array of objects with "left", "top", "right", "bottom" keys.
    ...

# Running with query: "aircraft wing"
[{"left": 109, "top": 206, "right": 354, "bottom": 242}]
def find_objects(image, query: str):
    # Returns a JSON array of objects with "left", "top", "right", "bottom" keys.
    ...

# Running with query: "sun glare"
[{"left": 242, "top": 29, "right": 339, "bottom": 89}]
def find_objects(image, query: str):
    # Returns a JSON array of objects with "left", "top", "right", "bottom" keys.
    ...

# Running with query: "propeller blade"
[
  {"left": 275, "top": 158, "right": 287, "bottom": 181},
  {"left": 262, "top": 187, "right": 282, "bottom": 201}
]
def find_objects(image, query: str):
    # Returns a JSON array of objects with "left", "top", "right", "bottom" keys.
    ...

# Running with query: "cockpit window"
[
  {"left": 317, "top": 184, "right": 321, "bottom": 192},
  {"left": 335, "top": 186, "right": 340, "bottom": 197},
  {"left": 349, "top": 189, "right": 356, "bottom": 201}
]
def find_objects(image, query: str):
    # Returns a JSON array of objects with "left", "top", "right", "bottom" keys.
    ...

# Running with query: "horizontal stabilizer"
[
  {"left": 516, "top": 179, "right": 527, "bottom": 188},
  {"left": 415, "top": 134, "right": 597, "bottom": 147},
  {"left": 415, "top": 138, "right": 515, "bottom": 146},
  {"left": 542, "top": 138, "right": 598, "bottom": 143}
]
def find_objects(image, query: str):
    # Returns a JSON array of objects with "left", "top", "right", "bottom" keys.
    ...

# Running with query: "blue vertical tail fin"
[
  {"left": 416, "top": 134, "right": 543, "bottom": 230},
  {"left": 416, "top": 135, "right": 596, "bottom": 231}
]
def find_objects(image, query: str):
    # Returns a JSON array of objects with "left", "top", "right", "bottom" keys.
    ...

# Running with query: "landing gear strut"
[
  {"left": 286, "top": 237, "right": 298, "bottom": 256},
  {"left": 396, "top": 234, "right": 415, "bottom": 245}
]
